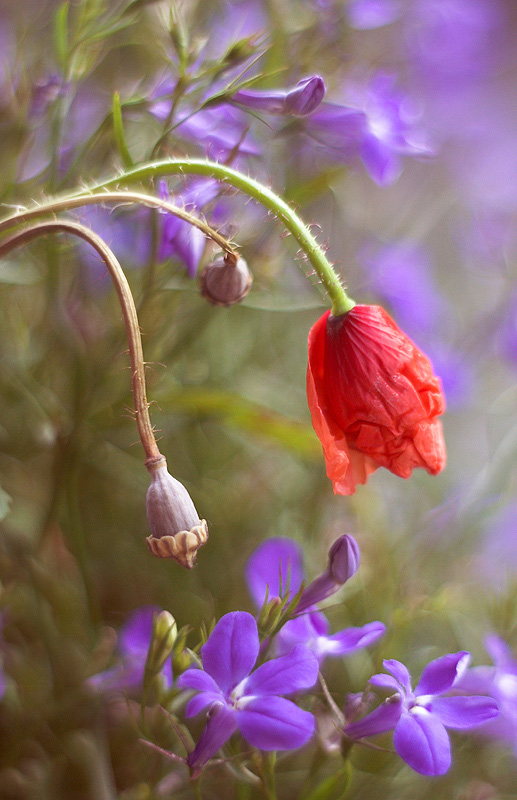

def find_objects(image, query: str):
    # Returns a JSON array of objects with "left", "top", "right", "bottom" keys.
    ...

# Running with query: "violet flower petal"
[
  {"left": 177, "top": 669, "right": 220, "bottom": 694},
  {"left": 347, "top": 0, "right": 401, "bottom": 29},
  {"left": 188, "top": 702, "right": 237, "bottom": 777},
  {"left": 369, "top": 673, "right": 403, "bottom": 692},
  {"left": 201, "top": 612, "right": 259, "bottom": 695},
  {"left": 236, "top": 696, "right": 315, "bottom": 750},
  {"left": 119, "top": 606, "right": 160, "bottom": 656},
  {"left": 345, "top": 697, "right": 403, "bottom": 739},
  {"left": 241, "top": 644, "right": 318, "bottom": 697},
  {"left": 245, "top": 538, "right": 305, "bottom": 606},
  {"left": 383, "top": 660, "right": 412, "bottom": 694},
  {"left": 415, "top": 651, "right": 470, "bottom": 697},
  {"left": 360, "top": 133, "right": 401, "bottom": 185},
  {"left": 393, "top": 709, "right": 451, "bottom": 776},
  {"left": 429, "top": 696, "right": 499, "bottom": 729},
  {"left": 485, "top": 634, "right": 517, "bottom": 671},
  {"left": 323, "top": 621, "right": 386, "bottom": 656},
  {"left": 275, "top": 613, "right": 328, "bottom": 657},
  {"left": 185, "top": 691, "right": 223, "bottom": 718}
]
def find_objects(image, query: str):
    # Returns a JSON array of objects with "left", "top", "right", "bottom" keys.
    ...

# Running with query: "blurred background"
[{"left": 0, "top": 0, "right": 516, "bottom": 797}]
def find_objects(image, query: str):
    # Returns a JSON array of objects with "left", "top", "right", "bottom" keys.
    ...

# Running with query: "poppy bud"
[
  {"left": 146, "top": 458, "right": 208, "bottom": 568},
  {"left": 199, "top": 253, "right": 252, "bottom": 306},
  {"left": 307, "top": 306, "right": 446, "bottom": 495}
]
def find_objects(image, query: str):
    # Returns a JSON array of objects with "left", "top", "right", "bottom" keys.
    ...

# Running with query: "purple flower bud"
[
  {"left": 200, "top": 253, "right": 252, "bottom": 306},
  {"left": 232, "top": 76, "right": 325, "bottom": 117},
  {"left": 294, "top": 535, "right": 361, "bottom": 614},
  {"left": 328, "top": 534, "right": 360, "bottom": 584},
  {"left": 145, "top": 458, "right": 208, "bottom": 568}
]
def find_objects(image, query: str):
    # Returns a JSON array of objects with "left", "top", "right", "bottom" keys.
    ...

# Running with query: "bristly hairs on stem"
[{"left": 0, "top": 220, "right": 162, "bottom": 465}]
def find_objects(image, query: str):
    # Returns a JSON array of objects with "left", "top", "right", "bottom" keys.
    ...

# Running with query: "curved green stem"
[
  {"left": 0, "top": 190, "right": 237, "bottom": 258},
  {"left": 93, "top": 160, "right": 355, "bottom": 315}
]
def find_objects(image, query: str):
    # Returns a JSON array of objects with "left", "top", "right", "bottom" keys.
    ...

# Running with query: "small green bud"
[{"left": 146, "top": 611, "right": 178, "bottom": 676}]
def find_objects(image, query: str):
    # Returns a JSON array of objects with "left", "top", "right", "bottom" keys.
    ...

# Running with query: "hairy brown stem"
[
  {"left": 0, "top": 220, "right": 161, "bottom": 464},
  {"left": 0, "top": 190, "right": 238, "bottom": 258}
]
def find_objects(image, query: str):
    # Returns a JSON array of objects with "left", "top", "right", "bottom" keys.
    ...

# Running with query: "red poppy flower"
[{"left": 307, "top": 305, "right": 446, "bottom": 495}]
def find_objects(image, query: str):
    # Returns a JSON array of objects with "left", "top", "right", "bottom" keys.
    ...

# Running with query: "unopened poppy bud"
[
  {"left": 328, "top": 534, "right": 360, "bottom": 584},
  {"left": 199, "top": 253, "right": 252, "bottom": 306},
  {"left": 147, "top": 610, "right": 178, "bottom": 675},
  {"left": 146, "top": 458, "right": 208, "bottom": 569}
]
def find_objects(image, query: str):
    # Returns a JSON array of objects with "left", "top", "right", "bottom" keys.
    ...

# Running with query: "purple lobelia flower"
[
  {"left": 455, "top": 635, "right": 517, "bottom": 755},
  {"left": 231, "top": 76, "right": 325, "bottom": 117},
  {"left": 345, "top": 653, "right": 499, "bottom": 775},
  {"left": 177, "top": 611, "right": 318, "bottom": 776},
  {"left": 158, "top": 179, "right": 222, "bottom": 277},
  {"left": 88, "top": 606, "right": 172, "bottom": 693},
  {"left": 245, "top": 538, "right": 385, "bottom": 663},
  {"left": 307, "top": 73, "right": 432, "bottom": 185}
]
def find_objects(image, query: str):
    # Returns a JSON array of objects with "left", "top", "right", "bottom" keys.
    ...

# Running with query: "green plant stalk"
[
  {"left": 0, "top": 160, "right": 355, "bottom": 315},
  {"left": 96, "top": 159, "right": 355, "bottom": 316},
  {"left": 0, "top": 191, "right": 237, "bottom": 258}
]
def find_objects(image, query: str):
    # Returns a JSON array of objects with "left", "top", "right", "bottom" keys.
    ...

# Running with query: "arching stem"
[
  {"left": 0, "top": 191, "right": 238, "bottom": 260},
  {"left": 93, "top": 159, "right": 355, "bottom": 316},
  {"left": 0, "top": 220, "right": 161, "bottom": 465}
]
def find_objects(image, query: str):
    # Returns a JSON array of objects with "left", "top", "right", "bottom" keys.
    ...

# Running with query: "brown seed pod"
[
  {"left": 199, "top": 253, "right": 252, "bottom": 306},
  {"left": 145, "top": 458, "right": 208, "bottom": 568}
]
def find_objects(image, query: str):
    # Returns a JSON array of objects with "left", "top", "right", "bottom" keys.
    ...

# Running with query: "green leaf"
[
  {"left": 302, "top": 763, "right": 352, "bottom": 800},
  {"left": 112, "top": 91, "right": 134, "bottom": 168},
  {"left": 159, "top": 387, "right": 320, "bottom": 458},
  {"left": 54, "top": 2, "right": 70, "bottom": 72}
]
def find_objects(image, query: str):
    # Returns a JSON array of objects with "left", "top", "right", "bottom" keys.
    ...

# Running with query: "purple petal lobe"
[
  {"left": 485, "top": 634, "right": 517, "bottom": 671},
  {"left": 188, "top": 703, "right": 237, "bottom": 777},
  {"left": 178, "top": 669, "right": 221, "bottom": 695},
  {"left": 119, "top": 606, "right": 160, "bottom": 656},
  {"left": 345, "top": 697, "right": 403, "bottom": 739},
  {"left": 393, "top": 709, "right": 451, "bottom": 776},
  {"left": 236, "top": 696, "right": 315, "bottom": 750},
  {"left": 360, "top": 133, "right": 400, "bottom": 185},
  {"left": 186, "top": 692, "right": 223, "bottom": 718},
  {"left": 242, "top": 645, "right": 318, "bottom": 697},
  {"left": 201, "top": 612, "right": 259, "bottom": 695},
  {"left": 324, "top": 622, "right": 386, "bottom": 656},
  {"left": 429, "top": 696, "right": 499, "bottom": 729},
  {"left": 369, "top": 673, "right": 403, "bottom": 691},
  {"left": 246, "top": 538, "right": 305, "bottom": 606},
  {"left": 275, "top": 613, "right": 328, "bottom": 658},
  {"left": 347, "top": 0, "right": 401, "bottom": 29},
  {"left": 383, "top": 660, "right": 412, "bottom": 693},
  {"left": 415, "top": 652, "right": 470, "bottom": 697}
]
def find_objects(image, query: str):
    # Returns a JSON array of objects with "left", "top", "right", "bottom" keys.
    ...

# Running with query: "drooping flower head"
[
  {"left": 245, "top": 537, "right": 385, "bottom": 663},
  {"left": 345, "top": 652, "right": 499, "bottom": 776},
  {"left": 307, "top": 305, "right": 446, "bottom": 495},
  {"left": 177, "top": 611, "right": 318, "bottom": 776}
]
